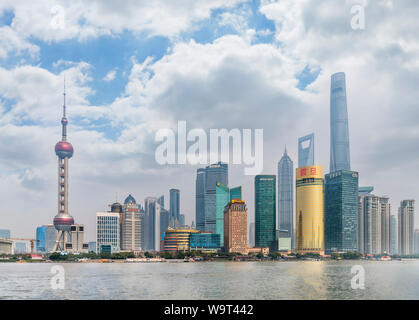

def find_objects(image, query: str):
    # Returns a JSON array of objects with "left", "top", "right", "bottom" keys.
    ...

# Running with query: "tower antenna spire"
[{"left": 63, "top": 75, "right": 66, "bottom": 117}]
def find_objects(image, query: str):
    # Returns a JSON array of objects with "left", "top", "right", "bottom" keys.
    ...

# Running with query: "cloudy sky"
[{"left": 1, "top": 0, "right": 418, "bottom": 241}]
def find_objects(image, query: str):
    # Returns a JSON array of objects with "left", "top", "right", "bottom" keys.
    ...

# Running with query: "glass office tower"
[
  {"left": 298, "top": 134, "right": 314, "bottom": 168},
  {"left": 278, "top": 147, "right": 294, "bottom": 246},
  {"left": 195, "top": 168, "right": 205, "bottom": 231},
  {"left": 169, "top": 189, "right": 180, "bottom": 227},
  {"left": 36, "top": 225, "right": 58, "bottom": 253},
  {"left": 215, "top": 183, "right": 229, "bottom": 247},
  {"left": 325, "top": 170, "right": 359, "bottom": 253},
  {"left": 255, "top": 175, "right": 276, "bottom": 250},
  {"left": 204, "top": 162, "right": 228, "bottom": 233},
  {"left": 330, "top": 72, "right": 351, "bottom": 172},
  {"left": 230, "top": 186, "right": 242, "bottom": 201}
]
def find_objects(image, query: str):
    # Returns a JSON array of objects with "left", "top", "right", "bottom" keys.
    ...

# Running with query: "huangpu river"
[{"left": 1, "top": 260, "right": 419, "bottom": 300}]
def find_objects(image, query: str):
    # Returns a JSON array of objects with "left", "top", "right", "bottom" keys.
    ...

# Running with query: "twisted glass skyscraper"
[{"left": 330, "top": 72, "right": 351, "bottom": 172}]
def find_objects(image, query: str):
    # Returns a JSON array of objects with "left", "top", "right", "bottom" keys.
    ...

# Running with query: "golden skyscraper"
[{"left": 296, "top": 165, "right": 324, "bottom": 255}]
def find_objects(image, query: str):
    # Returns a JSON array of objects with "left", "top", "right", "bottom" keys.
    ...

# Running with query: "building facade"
[
  {"left": 0, "top": 229, "right": 10, "bottom": 239},
  {"left": 398, "top": 200, "right": 415, "bottom": 255},
  {"left": 96, "top": 212, "right": 120, "bottom": 254},
  {"left": 324, "top": 170, "right": 358, "bottom": 253},
  {"left": 36, "top": 225, "right": 58, "bottom": 253},
  {"left": 296, "top": 165, "right": 324, "bottom": 255},
  {"left": 224, "top": 200, "right": 248, "bottom": 255},
  {"left": 189, "top": 233, "right": 221, "bottom": 252},
  {"left": 162, "top": 228, "right": 199, "bottom": 252},
  {"left": 278, "top": 147, "right": 294, "bottom": 247},
  {"left": 330, "top": 72, "right": 351, "bottom": 173},
  {"left": 255, "top": 175, "right": 276, "bottom": 251}
]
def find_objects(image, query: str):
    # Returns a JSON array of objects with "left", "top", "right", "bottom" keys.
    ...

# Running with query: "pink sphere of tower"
[
  {"left": 53, "top": 214, "right": 75, "bottom": 232},
  {"left": 55, "top": 141, "right": 74, "bottom": 159}
]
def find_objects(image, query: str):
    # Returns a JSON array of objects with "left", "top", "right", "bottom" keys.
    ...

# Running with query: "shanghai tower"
[
  {"left": 330, "top": 72, "right": 351, "bottom": 172},
  {"left": 52, "top": 81, "right": 75, "bottom": 252}
]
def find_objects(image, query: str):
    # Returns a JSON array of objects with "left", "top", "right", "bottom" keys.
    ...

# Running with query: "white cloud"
[{"left": 103, "top": 69, "right": 117, "bottom": 82}]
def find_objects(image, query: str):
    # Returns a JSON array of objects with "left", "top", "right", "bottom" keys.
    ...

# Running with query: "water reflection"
[{"left": 1, "top": 260, "right": 418, "bottom": 300}]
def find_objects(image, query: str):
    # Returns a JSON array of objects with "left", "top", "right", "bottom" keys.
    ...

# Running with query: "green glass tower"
[
  {"left": 215, "top": 183, "right": 242, "bottom": 247},
  {"left": 255, "top": 175, "right": 276, "bottom": 250},
  {"left": 230, "top": 186, "right": 242, "bottom": 201},
  {"left": 324, "top": 170, "right": 359, "bottom": 253},
  {"left": 216, "top": 183, "right": 229, "bottom": 247}
]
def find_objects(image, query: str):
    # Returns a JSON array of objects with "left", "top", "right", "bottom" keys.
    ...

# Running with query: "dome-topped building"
[{"left": 124, "top": 194, "right": 136, "bottom": 205}]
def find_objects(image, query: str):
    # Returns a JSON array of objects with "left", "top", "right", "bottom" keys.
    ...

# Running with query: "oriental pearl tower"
[{"left": 52, "top": 81, "right": 75, "bottom": 252}]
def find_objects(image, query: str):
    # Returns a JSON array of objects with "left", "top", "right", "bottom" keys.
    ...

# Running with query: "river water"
[{"left": 0, "top": 260, "right": 418, "bottom": 300}]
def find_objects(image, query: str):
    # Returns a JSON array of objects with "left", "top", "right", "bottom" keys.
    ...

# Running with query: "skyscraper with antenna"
[{"left": 52, "top": 79, "right": 76, "bottom": 252}]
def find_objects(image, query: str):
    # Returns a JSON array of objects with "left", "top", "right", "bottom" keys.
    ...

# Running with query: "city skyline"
[{"left": 1, "top": 1, "right": 419, "bottom": 242}]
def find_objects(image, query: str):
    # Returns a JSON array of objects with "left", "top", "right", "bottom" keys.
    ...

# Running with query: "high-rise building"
[
  {"left": 216, "top": 183, "right": 230, "bottom": 247},
  {"left": 36, "top": 225, "right": 58, "bottom": 253},
  {"left": 157, "top": 195, "right": 164, "bottom": 208},
  {"left": 255, "top": 175, "right": 276, "bottom": 251},
  {"left": 325, "top": 170, "right": 358, "bottom": 253},
  {"left": 230, "top": 186, "right": 242, "bottom": 201},
  {"left": 224, "top": 200, "right": 248, "bottom": 255},
  {"left": 160, "top": 208, "right": 170, "bottom": 236},
  {"left": 380, "top": 197, "right": 391, "bottom": 254},
  {"left": 278, "top": 146, "right": 294, "bottom": 247},
  {"left": 122, "top": 195, "right": 141, "bottom": 252},
  {"left": 357, "top": 186, "right": 374, "bottom": 253},
  {"left": 296, "top": 165, "right": 324, "bottom": 255},
  {"left": 0, "top": 229, "right": 10, "bottom": 239},
  {"left": 358, "top": 192, "right": 391, "bottom": 255},
  {"left": 144, "top": 197, "right": 161, "bottom": 251},
  {"left": 96, "top": 212, "right": 120, "bottom": 254},
  {"left": 298, "top": 134, "right": 314, "bottom": 168},
  {"left": 248, "top": 222, "right": 255, "bottom": 247},
  {"left": 179, "top": 214, "right": 185, "bottom": 227},
  {"left": 330, "top": 72, "right": 351, "bottom": 173},
  {"left": 390, "top": 215, "right": 398, "bottom": 255},
  {"left": 170, "top": 189, "right": 180, "bottom": 227},
  {"left": 398, "top": 200, "right": 415, "bottom": 255},
  {"left": 195, "top": 168, "right": 205, "bottom": 231},
  {"left": 204, "top": 162, "right": 228, "bottom": 233},
  {"left": 414, "top": 229, "right": 419, "bottom": 255},
  {"left": 52, "top": 82, "right": 76, "bottom": 252},
  {"left": 109, "top": 201, "right": 123, "bottom": 252}
]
